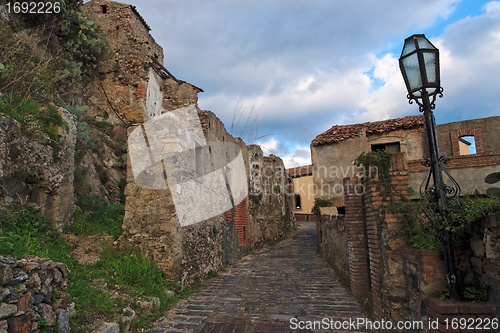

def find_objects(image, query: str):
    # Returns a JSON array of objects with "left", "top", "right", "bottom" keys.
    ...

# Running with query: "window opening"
[
  {"left": 295, "top": 194, "right": 301, "bottom": 210},
  {"left": 371, "top": 142, "right": 400, "bottom": 153},
  {"left": 100, "top": 5, "right": 107, "bottom": 14},
  {"left": 337, "top": 206, "right": 346, "bottom": 215},
  {"left": 459, "top": 136, "right": 476, "bottom": 155}
]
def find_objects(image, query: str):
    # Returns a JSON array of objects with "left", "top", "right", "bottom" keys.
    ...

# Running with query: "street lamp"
[{"left": 399, "top": 34, "right": 461, "bottom": 299}]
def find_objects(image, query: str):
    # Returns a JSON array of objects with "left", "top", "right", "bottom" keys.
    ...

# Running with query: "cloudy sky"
[{"left": 120, "top": 0, "right": 499, "bottom": 167}]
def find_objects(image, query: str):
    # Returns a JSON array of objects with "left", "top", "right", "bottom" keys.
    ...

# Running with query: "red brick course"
[{"left": 226, "top": 198, "right": 249, "bottom": 246}]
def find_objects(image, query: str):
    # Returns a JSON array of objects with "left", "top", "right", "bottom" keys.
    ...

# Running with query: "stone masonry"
[
  {"left": 0, "top": 109, "right": 77, "bottom": 231},
  {"left": 0, "top": 257, "right": 72, "bottom": 333},
  {"left": 83, "top": 0, "right": 296, "bottom": 287}
]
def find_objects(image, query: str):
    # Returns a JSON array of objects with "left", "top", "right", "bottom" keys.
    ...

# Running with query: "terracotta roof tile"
[
  {"left": 311, "top": 115, "right": 425, "bottom": 146},
  {"left": 286, "top": 165, "right": 313, "bottom": 178}
]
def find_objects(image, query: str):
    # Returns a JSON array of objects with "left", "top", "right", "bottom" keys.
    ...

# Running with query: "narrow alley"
[{"left": 146, "top": 222, "right": 371, "bottom": 333}]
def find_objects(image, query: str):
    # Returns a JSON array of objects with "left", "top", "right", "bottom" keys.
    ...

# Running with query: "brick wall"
[
  {"left": 317, "top": 160, "right": 411, "bottom": 322},
  {"left": 359, "top": 156, "right": 410, "bottom": 322},
  {"left": 408, "top": 152, "right": 500, "bottom": 173},
  {"left": 344, "top": 177, "right": 371, "bottom": 304},
  {"left": 226, "top": 198, "right": 249, "bottom": 246},
  {"left": 426, "top": 298, "right": 497, "bottom": 333}
]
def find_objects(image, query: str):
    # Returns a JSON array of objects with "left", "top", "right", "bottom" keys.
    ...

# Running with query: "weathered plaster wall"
[
  {"left": 292, "top": 175, "right": 315, "bottom": 214},
  {"left": 408, "top": 116, "right": 500, "bottom": 196},
  {"left": 311, "top": 127, "right": 423, "bottom": 206},
  {"left": 0, "top": 109, "right": 76, "bottom": 230},
  {"left": 311, "top": 138, "right": 365, "bottom": 205}
]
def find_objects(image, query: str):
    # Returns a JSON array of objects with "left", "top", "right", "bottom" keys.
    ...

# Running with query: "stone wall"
[
  {"left": 318, "top": 169, "right": 500, "bottom": 324},
  {"left": 316, "top": 214, "right": 349, "bottom": 282},
  {"left": 458, "top": 211, "right": 500, "bottom": 307},
  {"left": 316, "top": 156, "right": 411, "bottom": 322},
  {"left": 403, "top": 212, "right": 500, "bottom": 328},
  {"left": 247, "top": 145, "right": 295, "bottom": 248},
  {"left": 0, "top": 109, "right": 76, "bottom": 230},
  {"left": 121, "top": 110, "right": 295, "bottom": 287},
  {"left": 0, "top": 257, "right": 72, "bottom": 333},
  {"left": 405, "top": 249, "right": 447, "bottom": 324},
  {"left": 85, "top": 0, "right": 295, "bottom": 287}
]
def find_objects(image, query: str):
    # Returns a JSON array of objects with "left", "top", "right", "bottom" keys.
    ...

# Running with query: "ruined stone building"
[
  {"left": 84, "top": 0, "right": 294, "bottom": 286},
  {"left": 311, "top": 114, "right": 500, "bottom": 211}
]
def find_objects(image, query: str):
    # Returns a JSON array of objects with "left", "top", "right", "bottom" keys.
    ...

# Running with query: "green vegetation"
[
  {"left": 0, "top": 0, "right": 107, "bottom": 139},
  {"left": 312, "top": 198, "right": 332, "bottom": 216},
  {"left": 69, "top": 196, "right": 124, "bottom": 239},
  {"left": 399, "top": 195, "right": 500, "bottom": 250},
  {"left": 0, "top": 95, "right": 65, "bottom": 140},
  {"left": 0, "top": 205, "right": 70, "bottom": 260},
  {"left": 354, "top": 150, "right": 394, "bottom": 201},
  {"left": 0, "top": 201, "right": 188, "bottom": 332}
]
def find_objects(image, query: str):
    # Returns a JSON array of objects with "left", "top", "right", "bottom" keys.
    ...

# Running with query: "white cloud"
[
  {"left": 123, "top": 0, "right": 497, "bottom": 167},
  {"left": 281, "top": 146, "right": 312, "bottom": 169}
]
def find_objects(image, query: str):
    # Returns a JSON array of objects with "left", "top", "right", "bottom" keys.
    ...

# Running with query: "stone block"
[
  {"left": 470, "top": 237, "right": 485, "bottom": 257},
  {"left": 6, "top": 314, "right": 30, "bottom": 333},
  {"left": 0, "top": 304, "right": 16, "bottom": 320},
  {"left": 39, "top": 303, "right": 56, "bottom": 326},
  {"left": 0, "top": 265, "right": 12, "bottom": 286}
]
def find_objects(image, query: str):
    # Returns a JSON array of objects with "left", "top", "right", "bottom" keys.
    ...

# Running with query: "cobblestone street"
[{"left": 146, "top": 222, "right": 371, "bottom": 333}]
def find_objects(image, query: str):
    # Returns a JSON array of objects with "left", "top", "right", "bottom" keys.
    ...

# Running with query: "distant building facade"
[{"left": 287, "top": 165, "right": 315, "bottom": 221}]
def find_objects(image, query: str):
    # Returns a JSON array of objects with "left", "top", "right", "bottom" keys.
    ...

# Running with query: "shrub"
[
  {"left": 0, "top": 95, "right": 65, "bottom": 140},
  {"left": 70, "top": 196, "right": 124, "bottom": 239}
]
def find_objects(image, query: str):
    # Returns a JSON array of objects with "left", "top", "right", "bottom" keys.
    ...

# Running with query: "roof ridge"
[{"left": 312, "top": 115, "right": 425, "bottom": 146}]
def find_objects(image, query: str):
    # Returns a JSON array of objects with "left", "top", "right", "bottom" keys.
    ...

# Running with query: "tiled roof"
[
  {"left": 287, "top": 165, "right": 313, "bottom": 178},
  {"left": 311, "top": 115, "right": 425, "bottom": 146}
]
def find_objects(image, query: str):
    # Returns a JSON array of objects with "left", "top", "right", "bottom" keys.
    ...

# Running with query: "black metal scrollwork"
[{"left": 420, "top": 155, "right": 461, "bottom": 202}]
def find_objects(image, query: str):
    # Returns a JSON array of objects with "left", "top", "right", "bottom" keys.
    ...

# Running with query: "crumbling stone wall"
[
  {"left": 0, "top": 257, "right": 72, "bottom": 333},
  {"left": 404, "top": 212, "right": 500, "bottom": 324},
  {"left": 122, "top": 109, "right": 295, "bottom": 287},
  {"left": 247, "top": 145, "right": 295, "bottom": 248},
  {"left": 81, "top": 0, "right": 201, "bottom": 205},
  {"left": 0, "top": 109, "right": 76, "bottom": 230},
  {"left": 85, "top": 0, "right": 294, "bottom": 286}
]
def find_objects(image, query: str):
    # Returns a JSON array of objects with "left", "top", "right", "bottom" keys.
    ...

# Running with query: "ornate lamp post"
[{"left": 399, "top": 34, "right": 460, "bottom": 298}]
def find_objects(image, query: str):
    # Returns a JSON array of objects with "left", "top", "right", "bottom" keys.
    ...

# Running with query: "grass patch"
[
  {"left": 0, "top": 203, "right": 180, "bottom": 332},
  {"left": 69, "top": 196, "right": 124, "bottom": 239},
  {"left": 0, "top": 95, "right": 65, "bottom": 141}
]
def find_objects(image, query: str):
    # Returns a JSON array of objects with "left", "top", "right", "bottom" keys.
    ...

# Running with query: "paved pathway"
[{"left": 146, "top": 222, "right": 371, "bottom": 333}]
